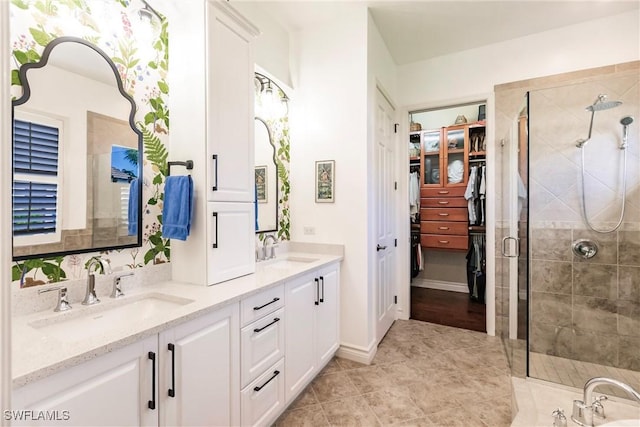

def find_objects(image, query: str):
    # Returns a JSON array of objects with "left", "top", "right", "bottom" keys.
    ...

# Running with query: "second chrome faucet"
[{"left": 82, "top": 257, "right": 110, "bottom": 305}]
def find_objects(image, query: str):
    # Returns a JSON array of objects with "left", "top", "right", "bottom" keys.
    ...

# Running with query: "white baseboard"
[
  {"left": 336, "top": 341, "right": 377, "bottom": 365},
  {"left": 411, "top": 278, "right": 468, "bottom": 293}
]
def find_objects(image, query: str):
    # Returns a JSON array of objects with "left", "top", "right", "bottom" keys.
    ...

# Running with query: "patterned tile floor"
[{"left": 275, "top": 319, "right": 512, "bottom": 427}]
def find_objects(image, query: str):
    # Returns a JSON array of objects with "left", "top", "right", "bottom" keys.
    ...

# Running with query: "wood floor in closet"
[{"left": 410, "top": 287, "right": 486, "bottom": 332}]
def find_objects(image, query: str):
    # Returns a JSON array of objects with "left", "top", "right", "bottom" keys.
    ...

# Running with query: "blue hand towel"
[
  {"left": 162, "top": 175, "right": 194, "bottom": 241},
  {"left": 127, "top": 178, "right": 139, "bottom": 236}
]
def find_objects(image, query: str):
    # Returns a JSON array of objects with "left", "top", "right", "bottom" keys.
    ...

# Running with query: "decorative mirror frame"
[
  {"left": 254, "top": 116, "right": 278, "bottom": 234},
  {"left": 11, "top": 36, "right": 143, "bottom": 261}
]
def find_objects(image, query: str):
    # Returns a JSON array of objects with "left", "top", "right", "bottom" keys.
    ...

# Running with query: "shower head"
[
  {"left": 620, "top": 116, "right": 634, "bottom": 149},
  {"left": 585, "top": 94, "right": 623, "bottom": 112}
]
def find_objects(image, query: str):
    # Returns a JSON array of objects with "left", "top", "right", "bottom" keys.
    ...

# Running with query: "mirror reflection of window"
[{"left": 12, "top": 112, "right": 63, "bottom": 246}]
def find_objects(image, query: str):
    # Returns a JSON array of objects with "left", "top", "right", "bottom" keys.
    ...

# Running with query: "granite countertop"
[{"left": 12, "top": 248, "right": 343, "bottom": 388}]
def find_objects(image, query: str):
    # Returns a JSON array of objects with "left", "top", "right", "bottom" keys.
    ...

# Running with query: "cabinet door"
[
  {"left": 12, "top": 336, "right": 158, "bottom": 427},
  {"left": 315, "top": 264, "right": 340, "bottom": 367},
  {"left": 159, "top": 304, "right": 240, "bottom": 427},
  {"left": 206, "top": 1, "right": 256, "bottom": 202},
  {"left": 207, "top": 202, "right": 255, "bottom": 285},
  {"left": 443, "top": 125, "right": 469, "bottom": 188},
  {"left": 421, "top": 129, "right": 442, "bottom": 187},
  {"left": 284, "top": 273, "right": 317, "bottom": 402}
]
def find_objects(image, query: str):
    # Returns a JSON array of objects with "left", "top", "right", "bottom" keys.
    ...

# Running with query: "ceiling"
[{"left": 258, "top": 0, "right": 640, "bottom": 65}]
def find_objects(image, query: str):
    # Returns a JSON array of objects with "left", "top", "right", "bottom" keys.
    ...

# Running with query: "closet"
[{"left": 408, "top": 105, "right": 487, "bottom": 331}]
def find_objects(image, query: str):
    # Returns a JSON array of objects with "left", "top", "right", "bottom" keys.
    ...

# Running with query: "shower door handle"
[{"left": 501, "top": 236, "right": 520, "bottom": 258}]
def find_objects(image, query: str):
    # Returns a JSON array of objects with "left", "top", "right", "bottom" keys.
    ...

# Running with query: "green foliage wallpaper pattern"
[{"left": 10, "top": 0, "right": 170, "bottom": 287}]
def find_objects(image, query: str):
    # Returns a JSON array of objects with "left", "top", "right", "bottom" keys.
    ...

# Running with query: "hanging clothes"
[
  {"left": 409, "top": 171, "right": 420, "bottom": 221},
  {"left": 466, "top": 234, "right": 486, "bottom": 303},
  {"left": 465, "top": 165, "right": 478, "bottom": 224}
]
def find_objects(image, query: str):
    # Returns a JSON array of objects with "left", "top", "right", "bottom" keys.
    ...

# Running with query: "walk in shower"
[{"left": 497, "top": 63, "right": 640, "bottom": 397}]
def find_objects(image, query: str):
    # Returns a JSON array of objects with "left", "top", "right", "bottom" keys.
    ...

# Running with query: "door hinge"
[
  {"left": 394, "top": 123, "right": 399, "bottom": 133},
  {"left": 394, "top": 238, "right": 397, "bottom": 247},
  {"left": 394, "top": 295, "right": 397, "bottom": 304},
  {"left": 394, "top": 181, "right": 397, "bottom": 190}
]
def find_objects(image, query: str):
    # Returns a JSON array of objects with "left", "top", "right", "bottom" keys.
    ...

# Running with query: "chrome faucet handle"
[
  {"left": 38, "top": 286, "right": 72, "bottom": 312},
  {"left": 552, "top": 408, "right": 567, "bottom": 427},
  {"left": 111, "top": 272, "right": 134, "bottom": 299},
  {"left": 592, "top": 395, "right": 607, "bottom": 419}
]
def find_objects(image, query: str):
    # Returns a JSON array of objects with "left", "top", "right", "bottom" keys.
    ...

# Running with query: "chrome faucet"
[
  {"left": 571, "top": 377, "right": 640, "bottom": 426},
  {"left": 111, "top": 272, "right": 134, "bottom": 299},
  {"left": 38, "top": 286, "right": 71, "bottom": 312},
  {"left": 262, "top": 235, "right": 278, "bottom": 260},
  {"left": 82, "top": 257, "right": 109, "bottom": 305}
]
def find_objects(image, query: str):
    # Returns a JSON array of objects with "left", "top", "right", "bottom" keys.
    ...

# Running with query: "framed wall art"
[{"left": 315, "top": 160, "right": 335, "bottom": 203}]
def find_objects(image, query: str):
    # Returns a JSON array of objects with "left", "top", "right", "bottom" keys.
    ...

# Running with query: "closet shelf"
[
  {"left": 469, "top": 226, "right": 486, "bottom": 232},
  {"left": 469, "top": 151, "right": 486, "bottom": 157}
]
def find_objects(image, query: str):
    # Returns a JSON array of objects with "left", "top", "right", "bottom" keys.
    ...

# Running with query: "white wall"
[
  {"left": 288, "top": 3, "right": 372, "bottom": 354},
  {"left": 398, "top": 9, "right": 640, "bottom": 107}
]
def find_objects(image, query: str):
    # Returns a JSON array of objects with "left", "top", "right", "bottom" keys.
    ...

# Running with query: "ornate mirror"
[
  {"left": 12, "top": 37, "right": 143, "bottom": 260},
  {"left": 254, "top": 117, "right": 278, "bottom": 232}
]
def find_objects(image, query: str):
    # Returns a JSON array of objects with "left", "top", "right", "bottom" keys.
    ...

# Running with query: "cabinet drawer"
[
  {"left": 241, "top": 308, "right": 285, "bottom": 388},
  {"left": 420, "top": 187, "right": 466, "bottom": 198},
  {"left": 241, "top": 358, "right": 285, "bottom": 427},
  {"left": 241, "top": 284, "right": 284, "bottom": 326},
  {"left": 421, "top": 221, "right": 468, "bottom": 235},
  {"left": 420, "top": 208, "right": 468, "bottom": 222},
  {"left": 420, "top": 234, "right": 468, "bottom": 250},
  {"left": 421, "top": 197, "right": 467, "bottom": 208}
]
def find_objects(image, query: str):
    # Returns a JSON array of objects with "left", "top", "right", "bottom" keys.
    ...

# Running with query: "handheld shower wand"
[{"left": 620, "top": 116, "right": 634, "bottom": 149}]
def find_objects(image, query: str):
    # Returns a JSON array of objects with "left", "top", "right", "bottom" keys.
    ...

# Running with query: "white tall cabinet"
[{"left": 169, "top": 0, "right": 259, "bottom": 286}]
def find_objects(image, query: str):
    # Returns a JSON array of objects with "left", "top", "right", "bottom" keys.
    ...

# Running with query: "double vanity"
[{"left": 12, "top": 244, "right": 343, "bottom": 426}]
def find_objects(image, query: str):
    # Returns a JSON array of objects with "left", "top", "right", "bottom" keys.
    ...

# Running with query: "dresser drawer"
[
  {"left": 241, "top": 308, "right": 285, "bottom": 388},
  {"left": 241, "top": 358, "right": 285, "bottom": 427},
  {"left": 421, "top": 221, "right": 468, "bottom": 235},
  {"left": 421, "top": 197, "right": 467, "bottom": 208},
  {"left": 420, "top": 234, "right": 468, "bottom": 250},
  {"left": 420, "top": 187, "right": 466, "bottom": 198},
  {"left": 241, "top": 284, "right": 284, "bottom": 326},
  {"left": 420, "top": 207, "right": 468, "bottom": 222}
]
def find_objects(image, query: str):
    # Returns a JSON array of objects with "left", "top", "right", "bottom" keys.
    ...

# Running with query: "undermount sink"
[
  {"left": 29, "top": 293, "right": 194, "bottom": 341},
  {"left": 261, "top": 255, "right": 319, "bottom": 270}
]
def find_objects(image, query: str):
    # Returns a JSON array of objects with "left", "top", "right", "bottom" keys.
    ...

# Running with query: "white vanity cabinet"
[
  {"left": 12, "top": 304, "right": 240, "bottom": 427},
  {"left": 11, "top": 336, "right": 158, "bottom": 427},
  {"left": 285, "top": 263, "right": 341, "bottom": 402},
  {"left": 159, "top": 303, "right": 240, "bottom": 427},
  {"left": 169, "top": 0, "right": 259, "bottom": 287},
  {"left": 239, "top": 285, "right": 286, "bottom": 426}
]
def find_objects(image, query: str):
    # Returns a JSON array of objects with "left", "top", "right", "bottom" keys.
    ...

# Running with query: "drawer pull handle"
[
  {"left": 438, "top": 213, "right": 449, "bottom": 217},
  {"left": 439, "top": 240, "right": 450, "bottom": 244},
  {"left": 438, "top": 190, "right": 449, "bottom": 194},
  {"left": 254, "top": 370, "right": 280, "bottom": 392},
  {"left": 438, "top": 201, "right": 449, "bottom": 205},
  {"left": 253, "top": 297, "right": 280, "bottom": 311},
  {"left": 253, "top": 317, "right": 280, "bottom": 333},
  {"left": 438, "top": 227, "right": 450, "bottom": 230},
  {"left": 211, "top": 154, "right": 218, "bottom": 191}
]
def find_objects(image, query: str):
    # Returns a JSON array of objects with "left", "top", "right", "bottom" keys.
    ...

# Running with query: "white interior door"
[{"left": 375, "top": 88, "right": 396, "bottom": 343}]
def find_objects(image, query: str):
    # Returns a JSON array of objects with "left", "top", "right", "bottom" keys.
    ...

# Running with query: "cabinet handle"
[
  {"left": 320, "top": 276, "right": 324, "bottom": 303},
  {"left": 253, "top": 297, "right": 279, "bottom": 311},
  {"left": 253, "top": 317, "right": 280, "bottom": 333},
  {"left": 439, "top": 240, "right": 450, "bottom": 244},
  {"left": 253, "top": 370, "right": 280, "bottom": 392},
  {"left": 211, "top": 212, "right": 218, "bottom": 248},
  {"left": 438, "top": 226, "right": 450, "bottom": 230},
  {"left": 438, "top": 201, "right": 449, "bottom": 205},
  {"left": 438, "top": 190, "right": 449, "bottom": 194},
  {"left": 314, "top": 278, "right": 319, "bottom": 305},
  {"left": 438, "top": 213, "right": 449, "bottom": 217},
  {"left": 148, "top": 352, "right": 156, "bottom": 410},
  {"left": 168, "top": 344, "right": 176, "bottom": 398},
  {"left": 211, "top": 154, "right": 218, "bottom": 191}
]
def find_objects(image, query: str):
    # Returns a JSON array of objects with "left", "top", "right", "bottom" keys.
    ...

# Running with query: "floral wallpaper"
[
  {"left": 9, "top": 0, "right": 170, "bottom": 287},
  {"left": 254, "top": 80, "right": 290, "bottom": 242}
]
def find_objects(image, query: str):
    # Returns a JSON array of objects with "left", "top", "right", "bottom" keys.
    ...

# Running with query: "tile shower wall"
[{"left": 529, "top": 69, "right": 640, "bottom": 371}]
